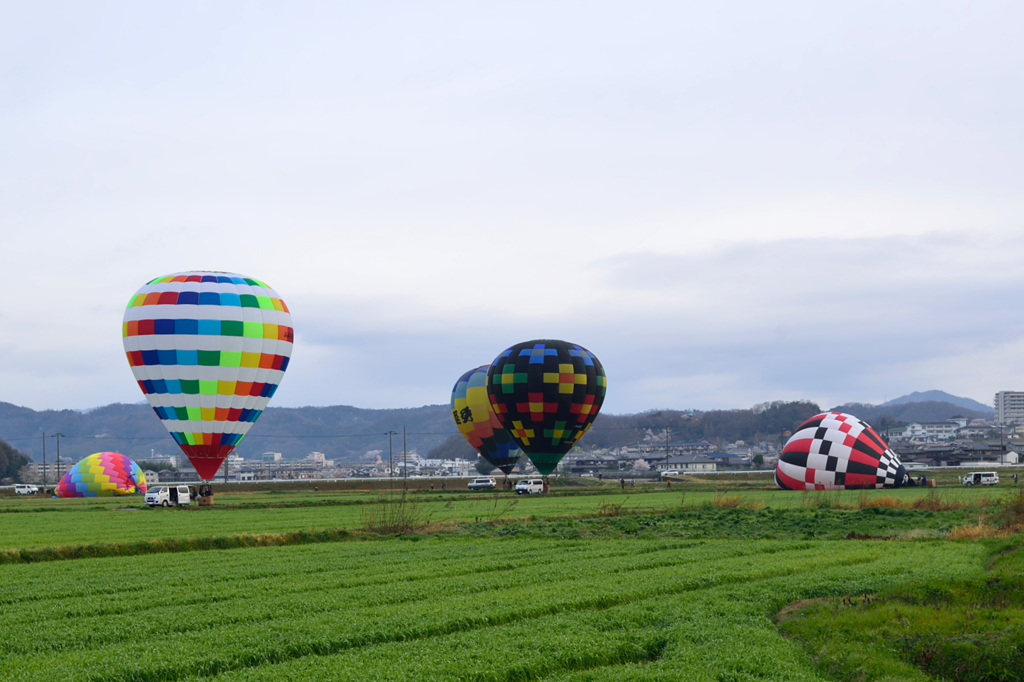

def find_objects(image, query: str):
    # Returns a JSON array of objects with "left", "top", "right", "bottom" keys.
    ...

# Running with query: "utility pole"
[
  {"left": 402, "top": 426, "right": 408, "bottom": 488},
  {"left": 51, "top": 433, "right": 65, "bottom": 483},
  {"left": 386, "top": 431, "right": 397, "bottom": 485},
  {"left": 41, "top": 433, "right": 47, "bottom": 490},
  {"left": 665, "top": 428, "right": 671, "bottom": 470}
]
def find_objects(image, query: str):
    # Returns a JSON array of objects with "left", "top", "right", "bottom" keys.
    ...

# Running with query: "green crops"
[{"left": 0, "top": 537, "right": 988, "bottom": 681}]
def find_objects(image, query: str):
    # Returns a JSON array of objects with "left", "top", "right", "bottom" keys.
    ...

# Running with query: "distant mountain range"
[
  {"left": 879, "top": 390, "right": 993, "bottom": 415},
  {"left": 0, "top": 390, "right": 996, "bottom": 467},
  {"left": 831, "top": 390, "right": 994, "bottom": 425},
  {"left": 0, "top": 401, "right": 459, "bottom": 468}
]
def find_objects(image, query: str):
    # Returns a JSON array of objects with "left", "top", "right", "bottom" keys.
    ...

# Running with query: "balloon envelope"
[
  {"left": 56, "top": 452, "right": 148, "bottom": 497},
  {"left": 123, "top": 271, "right": 293, "bottom": 480},
  {"left": 486, "top": 339, "right": 606, "bottom": 477},
  {"left": 775, "top": 412, "right": 909, "bottom": 491},
  {"left": 451, "top": 366, "right": 522, "bottom": 475}
]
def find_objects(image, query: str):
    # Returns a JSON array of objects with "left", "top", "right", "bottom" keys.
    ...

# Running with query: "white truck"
[{"left": 145, "top": 485, "right": 195, "bottom": 507}]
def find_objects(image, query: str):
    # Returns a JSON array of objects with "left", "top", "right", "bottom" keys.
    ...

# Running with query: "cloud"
[
  {"left": 257, "top": 226, "right": 1024, "bottom": 414},
  {"left": 3, "top": 2, "right": 1024, "bottom": 415}
]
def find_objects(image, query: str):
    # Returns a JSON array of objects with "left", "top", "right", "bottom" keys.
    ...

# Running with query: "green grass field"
[
  {"left": 1, "top": 481, "right": 1005, "bottom": 552},
  {"left": 1, "top": 480, "right": 1021, "bottom": 680}
]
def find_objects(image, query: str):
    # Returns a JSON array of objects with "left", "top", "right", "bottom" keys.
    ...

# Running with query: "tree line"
[
  {"left": 428, "top": 401, "right": 823, "bottom": 460},
  {"left": 0, "top": 439, "right": 30, "bottom": 484}
]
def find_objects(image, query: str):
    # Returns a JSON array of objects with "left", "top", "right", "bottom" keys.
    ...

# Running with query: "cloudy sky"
[{"left": 2, "top": 1, "right": 1023, "bottom": 415}]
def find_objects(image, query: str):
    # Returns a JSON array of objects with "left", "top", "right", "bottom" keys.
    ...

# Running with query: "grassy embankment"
[{"left": 779, "top": 489, "right": 1024, "bottom": 681}]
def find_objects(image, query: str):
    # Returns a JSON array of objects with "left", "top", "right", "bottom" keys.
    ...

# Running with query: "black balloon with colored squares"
[{"left": 486, "top": 340, "right": 607, "bottom": 477}]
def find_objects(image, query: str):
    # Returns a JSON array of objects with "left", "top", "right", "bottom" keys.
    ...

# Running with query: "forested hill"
[
  {"left": 0, "top": 393, "right": 994, "bottom": 467},
  {"left": 425, "top": 401, "right": 826, "bottom": 460}
]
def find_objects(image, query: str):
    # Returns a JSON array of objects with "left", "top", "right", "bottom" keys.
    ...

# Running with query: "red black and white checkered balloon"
[{"left": 775, "top": 412, "right": 909, "bottom": 491}]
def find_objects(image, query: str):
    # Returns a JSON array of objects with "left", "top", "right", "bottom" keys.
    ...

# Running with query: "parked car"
[
  {"left": 515, "top": 479, "right": 545, "bottom": 495},
  {"left": 145, "top": 485, "right": 196, "bottom": 507},
  {"left": 14, "top": 484, "right": 39, "bottom": 495},
  {"left": 467, "top": 477, "right": 496, "bottom": 491},
  {"left": 963, "top": 472, "right": 999, "bottom": 486},
  {"left": 660, "top": 470, "right": 680, "bottom": 478}
]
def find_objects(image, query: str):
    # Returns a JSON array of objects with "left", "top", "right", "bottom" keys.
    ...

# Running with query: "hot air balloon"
[
  {"left": 775, "top": 412, "right": 909, "bottom": 491},
  {"left": 451, "top": 366, "right": 522, "bottom": 477},
  {"left": 123, "top": 271, "right": 293, "bottom": 481},
  {"left": 55, "top": 452, "right": 148, "bottom": 497},
  {"left": 486, "top": 339, "right": 606, "bottom": 477}
]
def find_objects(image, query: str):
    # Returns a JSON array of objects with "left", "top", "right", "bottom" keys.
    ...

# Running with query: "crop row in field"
[
  {"left": 1, "top": 486, "right": 1006, "bottom": 556},
  {"left": 0, "top": 535, "right": 991, "bottom": 681}
]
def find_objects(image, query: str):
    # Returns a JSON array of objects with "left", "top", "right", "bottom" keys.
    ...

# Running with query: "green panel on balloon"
[{"left": 528, "top": 452, "right": 565, "bottom": 477}]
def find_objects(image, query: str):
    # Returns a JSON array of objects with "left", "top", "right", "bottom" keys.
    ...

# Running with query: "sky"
[{"left": 2, "top": 1, "right": 1024, "bottom": 416}]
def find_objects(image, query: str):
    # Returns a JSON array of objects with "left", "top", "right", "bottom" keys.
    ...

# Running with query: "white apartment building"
[
  {"left": 994, "top": 391, "right": 1024, "bottom": 425},
  {"left": 902, "top": 421, "right": 960, "bottom": 441}
]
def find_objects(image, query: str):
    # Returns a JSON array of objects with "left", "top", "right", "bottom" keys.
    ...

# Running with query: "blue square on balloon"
[{"left": 154, "top": 319, "right": 176, "bottom": 335}]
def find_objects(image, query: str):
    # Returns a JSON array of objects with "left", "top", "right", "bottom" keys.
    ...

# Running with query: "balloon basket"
[{"left": 198, "top": 496, "right": 214, "bottom": 507}]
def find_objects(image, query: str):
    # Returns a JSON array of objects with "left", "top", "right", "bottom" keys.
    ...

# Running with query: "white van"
[
  {"left": 14, "top": 484, "right": 39, "bottom": 495},
  {"left": 963, "top": 472, "right": 999, "bottom": 486},
  {"left": 515, "top": 479, "right": 545, "bottom": 495},
  {"left": 145, "top": 485, "right": 195, "bottom": 507}
]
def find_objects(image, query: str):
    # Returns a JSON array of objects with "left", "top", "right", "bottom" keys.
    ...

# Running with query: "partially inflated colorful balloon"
[
  {"left": 123, "top": 271, "right": 293, "bottom": 480},
  {"left": 451, "top": 366, "right": 522, "bottom": 476},
  {"left": 486, "top": 340, "right": 606, "bottom": 477},
  {"left": 56, "top": 452, "right": 147, "bottom": 497},
  {"left": 775, "top": 412, "right": 909, "bottom": 491}
]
